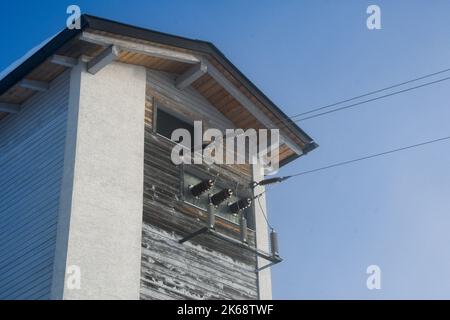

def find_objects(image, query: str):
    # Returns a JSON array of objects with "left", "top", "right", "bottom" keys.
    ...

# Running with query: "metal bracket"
[
  {"left": 178, "top": 226, "right": 282, "bottom": 266},
  {"left": 178, "top": 227, "right": 209, "bottom": 244},
  {"left": 178, "top": 201, "right": 282, "bottom": 269},
  {"left": 256, "top": 259, "right": 283, "bottom": 272}
]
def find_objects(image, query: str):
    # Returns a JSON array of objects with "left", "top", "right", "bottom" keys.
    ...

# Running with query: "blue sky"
[{"left": 2, "top": 0, "right": 450, "bottom": 299}]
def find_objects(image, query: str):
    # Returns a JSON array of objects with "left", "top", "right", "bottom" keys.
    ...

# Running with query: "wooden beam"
[
  {"left": 176, "top": 63, "right": 207, "bottom": 90},
  {"left": 201, "top": 58, "right": 303, "bottom": 155},
  {"left": 0, "top": 103, "right": 20, "bottom": 113},
  {"left": 49, "top": 55, "right": 78, "bottom": 68},
  {"left": 80, "top": 31, "right": 200, "bottom": 65},
  {"left": 19, "top": 79, "right": 49, "bottom": 92},
  {"left": 87, "top": 45, "right": 120, "bottom": 75}
]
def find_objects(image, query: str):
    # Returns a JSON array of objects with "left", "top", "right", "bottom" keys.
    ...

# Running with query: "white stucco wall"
[
  {"left": 51, "top": 61, "right": 146, "bottom": 300},
  {"left": 253, "top": 163, "right": 273, "bottom": 300}
]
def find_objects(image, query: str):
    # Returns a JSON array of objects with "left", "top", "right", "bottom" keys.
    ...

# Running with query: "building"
[{"left": 0, "top": 15, "right": 317, "bottom": 300}]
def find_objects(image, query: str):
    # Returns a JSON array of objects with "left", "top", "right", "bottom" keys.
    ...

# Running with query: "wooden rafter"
[
  {"left": 49, "top": 55, "right": 78, "bottom": 68},
  {"left": 0, "top": 103, "right": 20, "bottom": 113},
  {"left": 87, "top": 45, "right": 120, "bottom": 74},
  {"left": 176, "top": 63, "right": 207, "bottom": 90},
  {"left": 200, "top": 58, "right": 303, "bottom": 155},
  {"left": 19, "top": 80, "right": 49, "bottom": 92}
]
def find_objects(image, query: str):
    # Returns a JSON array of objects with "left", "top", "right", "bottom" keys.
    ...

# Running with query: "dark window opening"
[{"left": 155, "top": 107, "right": 195, "bottom": 144}]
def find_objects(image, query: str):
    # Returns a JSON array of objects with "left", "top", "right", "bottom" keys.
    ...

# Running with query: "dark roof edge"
[
  {"left": 278, "top": 153, "right": 302, "bottom": 168},
  {"left": 278, "top": 140, "right": 318, "bottom": 167},
  {"left": 0, "top": 19, "right": 87, "bottom": 96}
]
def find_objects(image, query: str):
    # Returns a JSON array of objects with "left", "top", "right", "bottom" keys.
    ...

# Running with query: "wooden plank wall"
[
  {"left": 141, "top": 70, "right": 259, "bottom": 300},
  {"left": 0, "top": 71, "right": 70, "bottom": 300},
  {"left": 146, "top": 69, "right": 236, "bottom": 132}
]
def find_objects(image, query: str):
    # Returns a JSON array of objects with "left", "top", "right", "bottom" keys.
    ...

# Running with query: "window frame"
[{"left": 153, "top": 100, "right": 196, "bottom": 143}]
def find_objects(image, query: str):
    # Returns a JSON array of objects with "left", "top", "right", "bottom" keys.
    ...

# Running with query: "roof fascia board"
[
  {"left": 0, "top": 20, "right": 86, "bottom": 96},
  {"left": 201, "top": 57, "right": 303, "bottom": 155},
  {"left": 206, "top": 43, "right": 316, "bottom": 148},
  {"left": 83, "top": 14, "right": 213, "bottom": 54},
  {"left": 80, "top": 31, "right": 200, "bottom": 64}
]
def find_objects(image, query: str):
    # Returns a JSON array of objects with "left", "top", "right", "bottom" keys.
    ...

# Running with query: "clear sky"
[{"left": 1, "top": 0, "right": 450, "bottom": 299}]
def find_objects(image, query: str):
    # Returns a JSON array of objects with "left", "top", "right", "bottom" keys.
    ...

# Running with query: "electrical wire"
[
  {"left": 165, "top": 68, "right": 450, "bottom": 154},
  {"left": 253, "top": 189, "right": 267, "bottom": 199},
  {"left": 262, "top": 69, "right": 450, "bottom": 132},
  {"left": 288, "top": 67, "right": 450, "bottom": 119},
  {"left": 256, "top": 195, "right": 273, "bottom": 231},
  {"left": 282, "top": 135, "right": 450, "bottom": 179},
  {"left": 251, "top": 135, "right": 450, "bottom": 228},
  {"left": 169, "top": 69, "right": 450, "bottom": 171},
  {"left": 183, "top": 69, "right": 450, "bottom": 239},
  {"left": 194, "top": 69, "right": 450, "bottom": 155},
  {"left": 291, "top": 76, "right": 450, "bottom": 122}
]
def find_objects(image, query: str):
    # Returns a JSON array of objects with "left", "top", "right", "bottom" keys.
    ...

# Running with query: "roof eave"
[
  {"left": 0, "top": 14, "right": 317, "bottom": 155},
  {"left": 82, "top": 14, "right": 316, "bottom": 147},
  {"left": 0, "top": 18, "right": 88, "bottom": 96}
]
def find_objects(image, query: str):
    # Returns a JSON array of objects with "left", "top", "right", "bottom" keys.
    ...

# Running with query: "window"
[{"left": 155, "top": 105, "right": 194, "bottom": 144}]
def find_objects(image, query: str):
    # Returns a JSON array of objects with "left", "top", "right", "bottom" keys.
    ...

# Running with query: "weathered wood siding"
[
  {"left": 146, "top": 69, "right": 236, "bottom": 132},
  {"left": 141, "top": 70, "right": 258, "bottom": 300},
  {"left": 0, "top": 71, "right": 70, "bottom": 300}
]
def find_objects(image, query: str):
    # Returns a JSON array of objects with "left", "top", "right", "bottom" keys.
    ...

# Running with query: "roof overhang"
[{"left": 0, "top": 14, "right": 318, "bottom": 165}]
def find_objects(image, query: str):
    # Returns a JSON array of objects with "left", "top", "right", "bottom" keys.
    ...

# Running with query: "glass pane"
[{"left": 156, "top": 108, "right": 194, "bottom": 144}]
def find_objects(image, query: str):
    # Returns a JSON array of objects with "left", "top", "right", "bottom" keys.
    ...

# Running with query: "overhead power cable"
[
  {"left": 182, "top": 69, "right": 450, "bottom": 157},
  {"left": 288, "top": 67, "right": 450, "bottom": 119},
  {"left": 265, "top": 68, "right": 450, "bottom": 131},
  {"left": 256, "top": 196, "right": 273, "bottom": 231},
  {"left": 291, "top": 76, "right": 450, "bottom": 122},
  {"left": 252, "top": 135, "right": 450, "bottom": 232},
  {"left": 254, "top": 135, "right": 450, "bottom": 185}
]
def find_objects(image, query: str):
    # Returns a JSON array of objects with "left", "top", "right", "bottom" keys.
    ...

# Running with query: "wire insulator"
[
  {"left": 253, "top": 176, "right": 290, "bottom": 187},
  {"left": 210, "top": 188, "right": 233, "bottom": 206},
  {"left": 207, "top": 204, "right": 215, "bottom": 229},
  {"left": 190, "top": 179, "right": 215, "bottom": 198},
  {"left": 229, "top": 198, "right": 252, "bottom": 214},
  {"left": 240, "top": 216, "right": 248, "bottom": 243},
  {"left": 270, "top": 230, "right": 279, "bottom": 257}
]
